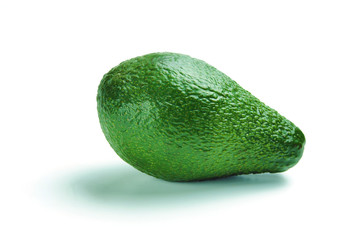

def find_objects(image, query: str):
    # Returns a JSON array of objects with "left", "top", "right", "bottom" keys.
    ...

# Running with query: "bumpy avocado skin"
[{"left": 97, "top": 52, "right": 305, "bottom": 181}]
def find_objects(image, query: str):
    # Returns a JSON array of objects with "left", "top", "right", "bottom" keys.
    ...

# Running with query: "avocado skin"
[{"left": 97, "top": 52, "right": 305, "bottom": 181}]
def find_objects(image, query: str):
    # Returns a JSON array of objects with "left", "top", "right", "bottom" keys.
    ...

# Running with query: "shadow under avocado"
[{"left": 55, "top": 164, "right": 288, "bottom": 209}]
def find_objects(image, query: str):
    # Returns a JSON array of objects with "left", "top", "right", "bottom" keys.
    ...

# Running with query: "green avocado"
[{"left": 97, "top": 52, "right": 305, "bottom": 181}]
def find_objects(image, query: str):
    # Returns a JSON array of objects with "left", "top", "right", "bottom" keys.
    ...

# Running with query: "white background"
[{"left": 1, "top": 1, "right": 359, "bottom": 239}]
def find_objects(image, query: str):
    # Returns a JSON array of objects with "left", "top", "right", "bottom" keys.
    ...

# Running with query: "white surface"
[{"left": 1, "top": 1, "right": 359, "bottom": 239}]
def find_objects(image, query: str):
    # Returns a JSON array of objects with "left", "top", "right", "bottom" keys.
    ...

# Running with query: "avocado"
[{"left": 97, "top": 52, "right": 305, "bottom": 181}]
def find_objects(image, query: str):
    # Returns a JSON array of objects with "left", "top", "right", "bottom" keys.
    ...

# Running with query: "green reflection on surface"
[{"left": 52, "top": 164, "right": 288, "bottom": 209}]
